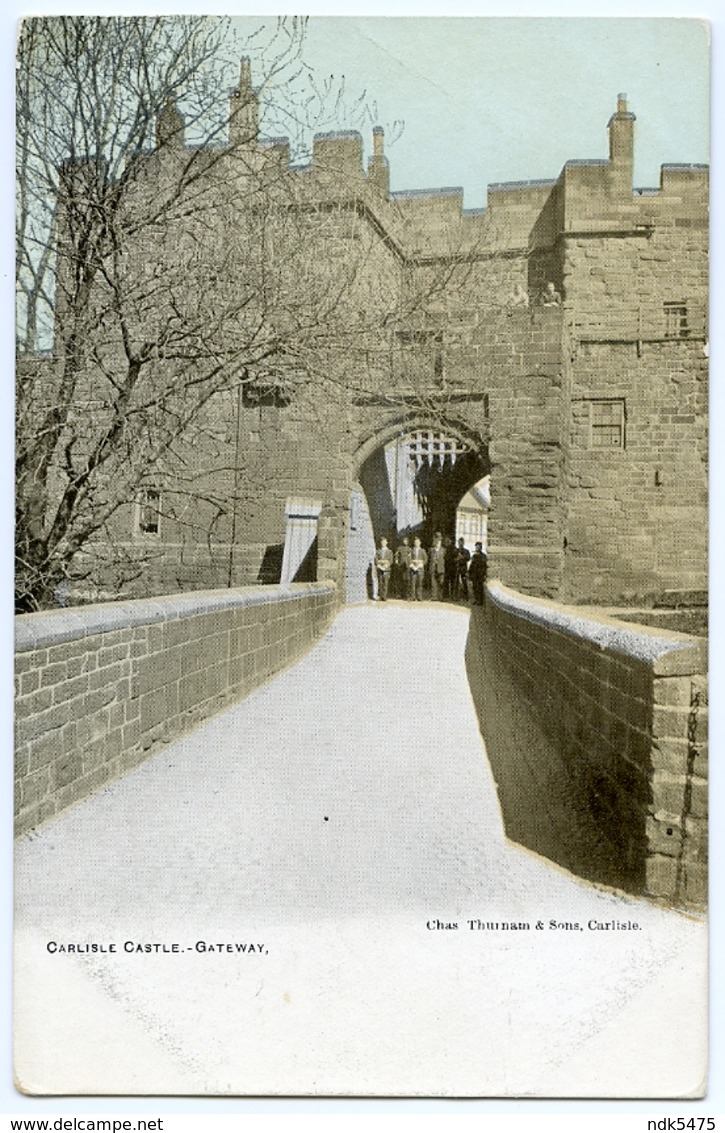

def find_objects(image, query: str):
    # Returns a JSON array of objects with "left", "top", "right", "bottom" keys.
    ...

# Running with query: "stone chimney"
[
  {"left": 607, "top": 92, "right": 636, "bottom": 191},
  {"left": 156, "top": 99, "right": 185, "bottom": 151},
  {"left": 230, "top": 57, "right": 259, "bottom": 146},
  {"left": 367, "top": 126, "right": 390, "bottom": 196}
]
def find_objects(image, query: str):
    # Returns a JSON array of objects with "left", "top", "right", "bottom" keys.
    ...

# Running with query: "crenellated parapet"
[
  {"left": 149, "top": 76, "right": 708, "bottom": 280},
  {"left": 143, "top": 80, "right": 709, "bottom": 378}
]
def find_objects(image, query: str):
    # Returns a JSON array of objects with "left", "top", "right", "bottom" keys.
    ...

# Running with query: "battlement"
[
  {"left": 311, "top": 130, "right": 365, "bottom": 179},
  {"left": 258, "top": 136, "right": 291, "bottom": 149},
  {"left": 659, "top": 163, "right": 709, "bottom": 193},
  {"left": 146, "top": 81, "right": 708, "bottom": 276},
  {"left": 313, "top": 130, "right": 364, "bottom": 143},
  {"left": 149, "top": 81, "right": 708, "bottom": 228}
]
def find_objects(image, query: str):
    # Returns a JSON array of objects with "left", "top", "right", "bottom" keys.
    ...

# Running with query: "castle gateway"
[{"left": 29, "top": 74, "right": 707, "bottom": 608}]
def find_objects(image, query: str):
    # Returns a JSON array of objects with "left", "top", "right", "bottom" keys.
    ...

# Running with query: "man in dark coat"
[
  {"left": 395, "top": 535, "right": 412, "bottom": 599},
  {"left": 429, "top": 532, "right": 446, "bottom": 601},
  {"left": 443, "top": 536, "right": 456, "bottom": 600},
  {"left": 454, "top": 538, "right": 471, "bottom": 601},
  {"left": 468, "top": 541, "right": 488, "bottom": 606}
]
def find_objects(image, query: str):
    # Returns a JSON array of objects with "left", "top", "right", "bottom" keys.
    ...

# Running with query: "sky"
[{"left": 231, "top": 16, "right": 710, "bottom": 209}]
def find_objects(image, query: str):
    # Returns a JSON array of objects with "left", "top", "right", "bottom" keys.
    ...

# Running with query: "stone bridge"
[
  {"left": 14, "top": 584, "right": 708, "bottom": 1095},
  {"left": 15, "top": 581, "right": 707, "bottom": 904}
]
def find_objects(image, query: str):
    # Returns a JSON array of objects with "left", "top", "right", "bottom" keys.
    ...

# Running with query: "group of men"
[
  {"left": 509, "top": 280, "right": 562, "bottom": 308},
  {"left": 373, "top": 533, "right": 488, "bottom": 605}
]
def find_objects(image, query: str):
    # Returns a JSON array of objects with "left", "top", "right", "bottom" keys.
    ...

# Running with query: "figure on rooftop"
[
  {"left": 509, "top": 282, "right": 530, "bottom": 308},
  {"left": 541, "top": 281, "right": 562, "bottom": 306}
]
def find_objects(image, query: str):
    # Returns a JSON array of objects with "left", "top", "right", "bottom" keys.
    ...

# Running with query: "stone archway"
[{"left": 345, "top": 423, "right": 489, "bottom": 603}]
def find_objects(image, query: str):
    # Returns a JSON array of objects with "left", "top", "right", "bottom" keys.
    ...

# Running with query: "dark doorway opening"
[
  {"left": 359, "top": 431, "right": 487, "bottom": 546},
  {"left": 345, "top": 426, "right": 489, "bottom": 603}
]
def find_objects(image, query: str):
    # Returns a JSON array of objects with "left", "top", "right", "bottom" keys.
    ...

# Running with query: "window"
[
  {"left": 396, "top": 329, "right": 432, "bottom": 346},
  {"left": 396, "top": 328, "right": 445, "bottom": 384},
  {"left": 240, "top": 366, "right": 292, "bottom": 408},
  {"left": 664, "top": 301, "right": 690, "bottom": 339},
  {"left": 137, "top": 488, "right": 161, "bottom": 536},
  {"left": 589, "top": 400, "right": 625, "bottom": 450},
  {"left": 241, "top": 381, "right": 291, "bottom": 408},
  {"left": 433, "top": 345, "right": 445, "bottom": 386}
]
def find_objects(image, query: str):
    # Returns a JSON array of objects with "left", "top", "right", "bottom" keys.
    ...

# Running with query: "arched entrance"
[{"left": 345, "top": 425, "right": 489, "bottom": 603}]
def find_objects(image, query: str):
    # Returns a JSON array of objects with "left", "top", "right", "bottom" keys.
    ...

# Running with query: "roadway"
[{"left": 14, "top": 603, "right": 706, "bottom": 1097}]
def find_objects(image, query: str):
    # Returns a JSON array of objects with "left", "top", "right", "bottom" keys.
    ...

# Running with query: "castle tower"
[
  {"left": 230, "top": 57, "right": 260, "bottom": 146},
  {"left": 607, "top": 92, "right": 635, "bottom": 192},
  {"left": 367, "top": 126, "right": 390, "bottom": 196},
  {"left": 156, "top": 98, "right": 185, "bottom": 151}
]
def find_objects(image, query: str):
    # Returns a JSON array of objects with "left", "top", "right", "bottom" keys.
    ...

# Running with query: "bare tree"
[
  {"left": 16, "top": 15, "right": 507, "bottom": 613},
  {"left": 15, "top": 15, "right": 407, "bottom": 611}
]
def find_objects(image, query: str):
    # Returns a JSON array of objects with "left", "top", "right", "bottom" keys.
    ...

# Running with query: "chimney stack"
[
  {"left": 230, "top": 57, "right": 259, "bottom": 146},
  {"left": 156, "top": 98, "right": 185, "bottom": 151},
  {"left": 607, "top": 92, "right": 636, "bottom": 192},
  {"left": 367, "top": 126, "right": 389, "bottom": 196}
]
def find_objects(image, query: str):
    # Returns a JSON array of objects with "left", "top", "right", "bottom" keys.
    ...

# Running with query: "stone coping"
[
  {"left": 487, "top": 580, "right": 704, "bottom": 669},
  {"left": 390, "top": 186, "right": 463, "bottom": 200},
  {"left": 15, "top": 582, "right": 336, "bottom": 652},
  {"left": 313, "top": 129, "right": 363, "bottom": 144},
  {"left": 487, "top": 177, "right": 556, "bottom": 192}
]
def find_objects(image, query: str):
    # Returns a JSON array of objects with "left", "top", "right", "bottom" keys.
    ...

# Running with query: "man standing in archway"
[
  {"left": 374, "top": 536, "right": 394, "bottom": 601},
  {"left": 454, "top": 538, "right": 471, "bottom": 601},
  {"left": 429, "top": 532, "right": 446, "bottom": 601},
  {"left": 443, "top": 536, "right": 456, "bottom": 600},
  {"left": 409, "top": 537, "right": 427, "bottom": 601},
  {"left": 469, "top": 541, "right": 488, "bottom": 606},
  {"left": 395, "top": 535, "right": 412, "bottom": 599}
]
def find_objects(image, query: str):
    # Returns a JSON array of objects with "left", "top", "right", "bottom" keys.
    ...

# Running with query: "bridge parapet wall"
[
  {"left": 15, "top": 582, "right": 337, "bottom": 837},
  {"left": 466, "top": 581, "right": 707, "bottom": 907}
]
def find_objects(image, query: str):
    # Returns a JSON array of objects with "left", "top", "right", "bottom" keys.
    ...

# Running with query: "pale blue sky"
[{"left": 236, "top": 16, "right": 710, "bottom": 208}]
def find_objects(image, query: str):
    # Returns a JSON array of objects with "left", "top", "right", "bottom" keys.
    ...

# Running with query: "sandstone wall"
[
  {"left": 15, "top": 582, "right": 337, "bottom": 836},
  {"left": 34, "top": 102, "right": 707, "bottom": 610},
  {"left": 563, "top": 338, "right": 708, "bottom": 602},
  {"left": 558, "top": 166, "right": 708, "bottom": 603},
  {"left": 465, "top": 581, "right": 707, "bottom": 907}
]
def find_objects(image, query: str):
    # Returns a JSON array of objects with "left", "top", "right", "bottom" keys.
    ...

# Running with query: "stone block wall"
[
  {"left": 554, "top": 159, "right": 708, "bottom": 603},
  {"left": 564, "top": 226, "right": 708, "bottom": 344},
  {"left": 563, "top": 338, "right": 708, "bottom": 602},
  {"left": 30, "top": 97, "right": 707, "bottom": 611},
  {"left": 15, "top": 582, "right": 337, "bottom": 837},
  {"left": 453, "top": 307, "right": 568, "bottom": 598},
  {"left": 465, "top": 581, "right": 707, "bottom": 906}
]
